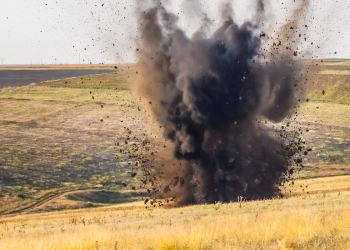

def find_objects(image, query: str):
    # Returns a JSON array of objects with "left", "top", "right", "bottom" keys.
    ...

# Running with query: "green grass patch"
[{"left": 321, "top": 67, "right": 350, "bottom": 71}]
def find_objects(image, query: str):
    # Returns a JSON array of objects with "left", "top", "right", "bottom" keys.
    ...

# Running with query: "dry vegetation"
[
  {"left": 291, "top": 102, "right": 350, "bottom": 178},
  {"left": 307, "top": 74, "right": 350, "bottom": 105},
  {"left": 0, "top": 66, "right": 164, "bottom": 214},
  {"left": 1, "top": 64, "right": 350, "bottom": 249},
  {"left": 1, "top": 187, "right": 350, "bottom": 249},
  {"left": 35, "top": 67, "right": 136, "bottom": 89}
]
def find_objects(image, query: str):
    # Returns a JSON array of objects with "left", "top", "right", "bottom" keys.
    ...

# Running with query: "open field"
[
  {"left": 321, "top": 67, "right": 350, "bottom": 71},
  {"left": 305, "top": 59, "right": 350, "bottom": 74},
  {"left": 0, "top": 66, "right": 165, "bottom": 214},
  {"left": 35, "top": 67, "right": 136, "bottom": 90},
  {"left": 0, "top": 69, "right": 116, "bottom": 89},
  {"left": 1, "top": 65, "right": 350, "bottom": 215},
  {"left": 1, "top": 64, "right": 350, "bottom": 249},
  {"left": 310, "top": 59, "right": 350, "bottom": 70},
  {"left": 2, "top": 175, "right": 350, "bottom": 249},
  {"left": 10, "top": 189, "right": 145, "bottom": 214},
  {"left": 289, "top": 102, "right": 350, "bottom": 178},
  {"left": 306, "top": 74, "right": 350, "bottom": 104},
  {"left": 319, "top": 59, "right": 350, "bottom": 67},
  {"left": 1, "top": 186, "right": 350, "bottom": 249}
]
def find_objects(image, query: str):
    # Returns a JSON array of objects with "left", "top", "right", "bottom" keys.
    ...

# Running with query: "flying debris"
[{"left": 134, "top": 0, "right": 310, "bottom": 205}]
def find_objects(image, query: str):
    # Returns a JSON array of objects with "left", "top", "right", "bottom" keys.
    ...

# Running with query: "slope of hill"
[
  {"left": 1, "top": 186, "right": 350, "bottom": 249},
  {"left": 307, "top": 73, "right": 350, "bottom": 104},
  {"left": 1, "top": 64, "right": 350, "bottom": 217},
  {"left": 0, "top": 65, "right": 164, "bottom": 214}
]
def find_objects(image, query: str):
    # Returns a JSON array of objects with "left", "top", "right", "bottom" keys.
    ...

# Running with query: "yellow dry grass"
[
  {"left": 283, "top": 175, "right": 350, "bottom": 196},
  {"left": 1, "top": 187, "right": 350, "bottom": 249}
]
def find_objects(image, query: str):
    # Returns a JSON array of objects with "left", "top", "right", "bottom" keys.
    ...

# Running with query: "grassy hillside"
[
  {"left": 307, "top": 73, "right": 350, "bottom": 104},
  {"left": 1, "top": 181, "right": 350, "bottom": 249},
  {"left": 291, "top": 102, "right": 350, "bottom": 178},
  {"left": 1, "top": 65, "right": 350, "bottom": 216},
  {"left": 0, "top": 67, "right": 164, "bottom": 214},
  {"left": 1, "top": 65, "right": 350, "bottom": 249}
]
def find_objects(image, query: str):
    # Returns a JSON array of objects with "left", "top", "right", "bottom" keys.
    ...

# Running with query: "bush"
[{"left": 17, "top": 193, "right": 26, "bottom": 199}]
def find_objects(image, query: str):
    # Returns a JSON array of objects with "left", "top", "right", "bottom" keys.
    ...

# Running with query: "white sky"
[{"left": 0, "top": 0, "right": 349, "bottom": 65}]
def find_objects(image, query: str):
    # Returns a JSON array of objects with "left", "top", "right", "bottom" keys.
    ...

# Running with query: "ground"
[
  {"left": 0, "top": 65, "right": 165, "bottom": 214},
  {"left": 0, "top": 61, "right": 350, "bottom": 249},
  {"left": 0, "top": 65, "right": 121, "bottom": 89},
  {"left": 1, "top": 186, "right": 350, "bottom": 249}
]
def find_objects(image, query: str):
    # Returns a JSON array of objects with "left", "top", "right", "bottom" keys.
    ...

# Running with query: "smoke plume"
[{"left": 135, "top": 1, "right": 309, "bottom": 205}]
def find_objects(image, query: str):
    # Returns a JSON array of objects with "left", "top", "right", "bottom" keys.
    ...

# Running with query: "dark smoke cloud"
[{"left": 135, "top": 1, "right": 309, "bottom": 205}]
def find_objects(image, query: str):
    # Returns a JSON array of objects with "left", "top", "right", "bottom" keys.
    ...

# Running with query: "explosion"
[{"left": 135, "top": 0, "right": 311, "bottom": 205}]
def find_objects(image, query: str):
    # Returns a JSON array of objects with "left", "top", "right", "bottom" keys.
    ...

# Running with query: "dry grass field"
[
  {"left": 1, "top": 183, "right": 350, "bottom": 249},
  {"left": 1, "top": 64, "right": 350, "bottom": 249}
]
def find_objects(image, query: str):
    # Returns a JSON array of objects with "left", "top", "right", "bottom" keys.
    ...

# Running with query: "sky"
[{"left": 0, "top": 0, "right": 349, "bottom": 65}]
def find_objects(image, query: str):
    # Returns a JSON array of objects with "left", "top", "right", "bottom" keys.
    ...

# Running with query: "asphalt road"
[{"left": 0, "top": 69, "right": 114, "bottom": 89}]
